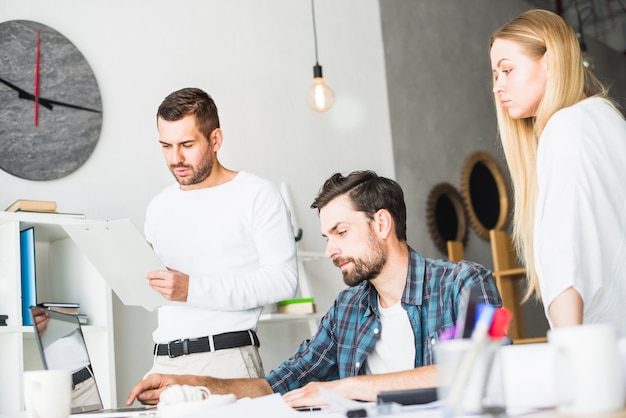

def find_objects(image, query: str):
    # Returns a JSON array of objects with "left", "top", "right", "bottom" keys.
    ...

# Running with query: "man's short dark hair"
[
  {"left": 311, "top": 170, "right": 407, "bottom": 241},
  {"left": 157, "top": 87, "right": 220, "bottom": 142}
]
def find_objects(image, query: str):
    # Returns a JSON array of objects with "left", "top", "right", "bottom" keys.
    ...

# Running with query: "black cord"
[
  {"left": 574, "top": 0, "right": 590, "bottom": 49},
  {"left": 570, "top": 0, "right": 595, "bottom": 26},
  {"left": 311, "top": 0, "right": 319, "bottom": 65},
  {"left": 574, "top": 0, "right": 584, "bottom": 36}
]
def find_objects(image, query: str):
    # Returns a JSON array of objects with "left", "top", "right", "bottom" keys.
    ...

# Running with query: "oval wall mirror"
[
  {"left": 460, "top": 150, "right": 510, "bottom": 240},
  {"left": 426, "top": 182, "right": 467, "bottom": 254}
]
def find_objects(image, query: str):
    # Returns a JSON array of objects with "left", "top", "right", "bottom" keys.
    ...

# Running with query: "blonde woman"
[{"left": 489, "top": 9, "right": 626, "bottom": 335}]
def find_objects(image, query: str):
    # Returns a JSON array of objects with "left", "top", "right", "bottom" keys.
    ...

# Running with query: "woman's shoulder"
[
  {"left": 540, "top": 97, "right": 625, "bottom": 165},
  {"left": 543, "top": 98, "right": 609, "bottom": 146},
  {"left": 550, "top": 97, "right": 618, "bottom": 125}
]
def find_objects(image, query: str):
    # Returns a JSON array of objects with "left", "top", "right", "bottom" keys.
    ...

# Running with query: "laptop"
[{"left": 30, "top": 306, "right": 156, "bottom": 417}]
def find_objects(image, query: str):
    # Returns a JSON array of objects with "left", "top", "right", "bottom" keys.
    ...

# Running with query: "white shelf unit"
[{"left": 0, "top": 212, "right": 116, "bottom": 414}]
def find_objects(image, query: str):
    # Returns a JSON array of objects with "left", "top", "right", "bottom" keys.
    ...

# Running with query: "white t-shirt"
[
  {"left": 365, "top": 299, "right": 415, "bottom": 375},
  {"left": 535, "top": 97, "right": 626, "bottom": 336},
  {"left": 44, "top": 329, "right": 90, "bottom": 373},
  {"left": 145, "top": 171, "right": 298, "bottom": 342}
]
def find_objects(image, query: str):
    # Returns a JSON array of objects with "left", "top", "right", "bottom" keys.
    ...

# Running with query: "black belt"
[
  {"left": 72, "top": 366, "right": 92, "bottom": 387},
  {"left": 154, "top": 330, "right": 260, "bottom": 358}
]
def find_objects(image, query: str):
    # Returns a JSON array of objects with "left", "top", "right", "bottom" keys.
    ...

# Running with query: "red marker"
[{"left": 489, "top": 307, "right": 512, "bottom": 339}]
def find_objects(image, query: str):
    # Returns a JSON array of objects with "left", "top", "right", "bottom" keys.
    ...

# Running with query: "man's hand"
[
  {"left": 127, "top": 374, "right": 273, "bottom": 406},
  {"left": 281, "top": 367, "right": 438, "bottom": 408},
  {"left": 127, "top": 373, "right": 192, "bottom": 405},
  {"left": 147, "top": 268, "right": 189, "bottom": 301},
  {"left": 281, "top": 381, "right": 342, "bottom": 408},
  {"left": 31, "top": 306, "right": 50, "bottom": 337}
]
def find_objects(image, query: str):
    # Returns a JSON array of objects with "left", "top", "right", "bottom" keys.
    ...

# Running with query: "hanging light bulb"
[
  {"left": 307, "top": 64, "right": 334, "bottom": 112},
  {"left": 306, "top": 0, "right": 334, "bottom": 112}
]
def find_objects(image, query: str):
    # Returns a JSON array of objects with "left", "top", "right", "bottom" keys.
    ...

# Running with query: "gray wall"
[{"left": 379, "top": 0, "right": 626, "bottom": 337}]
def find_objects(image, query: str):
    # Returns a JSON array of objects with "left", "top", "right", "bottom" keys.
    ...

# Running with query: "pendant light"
[{"left": 306, "top": 0, "right": 334, "bottom": 112}]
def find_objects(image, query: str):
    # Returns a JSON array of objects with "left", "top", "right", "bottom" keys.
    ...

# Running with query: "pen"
[
  {"left": 438, "top": 325, "right": 456, "bottom": 342},
  {"left": 346, "top": 409, "right": 368, "bottom": 418},
  {"left": 444, "top": 304, "right": 495, "bottom": 417},
  {"left": 455, "top": 286, "right": 482, "bottom": 339},
  {"left": 489, "top": 307, "right": 512, "bottom": 339},
  {"left": 295, "top": 406, "right": 323, "bottom": 412}
]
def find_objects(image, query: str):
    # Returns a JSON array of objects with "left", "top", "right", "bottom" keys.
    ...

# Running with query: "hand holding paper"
[
  {"left": 147, "top": 268, "right": 189, "bottom": 302},
  {"left": 61, "top": 219, "right": 171, "bottom": 311}
]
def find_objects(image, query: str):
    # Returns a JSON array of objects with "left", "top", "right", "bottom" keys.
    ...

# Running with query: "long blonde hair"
[{"left": 489, "top": 9, "right": 612, "bottom": 301}]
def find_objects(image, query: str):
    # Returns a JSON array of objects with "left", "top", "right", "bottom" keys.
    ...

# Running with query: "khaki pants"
[
  {"left": 146, "top": 345, "right": 264, "bottom": 378},
  {"left": 73, "top": 376, "right": 101, "bottom": 408}
]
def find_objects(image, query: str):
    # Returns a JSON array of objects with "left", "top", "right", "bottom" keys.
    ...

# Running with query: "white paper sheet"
[
  {"left": 183, "top": 392, "right": 442, "bottom": 418},
  {"left": 61, "top": 219, "right": 169, "bottom": 311},
  {"left": 191, "top": 394, "right": 301, "bottom": 418}
]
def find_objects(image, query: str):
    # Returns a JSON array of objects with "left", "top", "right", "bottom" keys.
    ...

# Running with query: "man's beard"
[
  {"left": 334, "top": 232, "right": 387, "bottom": 287},
  {"left": 170, "top": 158, "right": 213, "bottom": 186}
]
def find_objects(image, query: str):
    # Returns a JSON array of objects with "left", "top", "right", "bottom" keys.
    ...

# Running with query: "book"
[
  {"left": 6, "top": 199, "right": 57, "bottom": 213},
  {"left": 45, "top": 306, "right": 79, "bottom": 315},
  {"left": 37, "top": 303, "right": 86, "bottom": 322},
  {"left": 20, "top": 227, "right": 36, "bottom": 326},
  {"left": 37, "top": 302, "right": 80, "bottom": 308},
  {"left": 277, "top": 298, "right": 316, "bottom": 315}
]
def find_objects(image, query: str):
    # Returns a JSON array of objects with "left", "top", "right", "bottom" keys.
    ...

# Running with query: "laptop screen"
[{"left": 30, "top": 306, "right": 104, "bottom": 413}]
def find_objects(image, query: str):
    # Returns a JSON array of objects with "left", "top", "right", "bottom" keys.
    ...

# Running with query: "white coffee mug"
[
  {"left": 548, "top": 323, "right": 625, "bottom": 415},
  {"left": 23, "top": 370, "right": 72, "bottom": 418}
]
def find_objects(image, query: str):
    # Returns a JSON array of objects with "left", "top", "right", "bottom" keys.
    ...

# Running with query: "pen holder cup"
[{"left": 435, "top": 338, "right": 506, "bottom": 417}]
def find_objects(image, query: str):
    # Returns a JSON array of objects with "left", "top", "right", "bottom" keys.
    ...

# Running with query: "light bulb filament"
[
  {"left": 307, "top": 76, "right": 334, "bottom": 112},
  {"left": 314, "top": 83, "right": 326, "bottom": 108}
]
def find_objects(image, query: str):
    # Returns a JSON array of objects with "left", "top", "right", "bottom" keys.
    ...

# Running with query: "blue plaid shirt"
[{"left": 265, "top": 247, "right": 501, "bottom": 394}]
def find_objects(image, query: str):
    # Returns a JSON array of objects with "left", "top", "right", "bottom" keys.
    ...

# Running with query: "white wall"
[{"left": 0, "top": 0, "right": 394, "bottom": 405}]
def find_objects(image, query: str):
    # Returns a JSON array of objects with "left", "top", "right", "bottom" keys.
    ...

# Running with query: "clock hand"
[
  {"left": 0, "top": 77, "right": 100, "bottom": 113},
  {"left": 38, "top": 96, "right": 102, "bottom": 113},
  {"left": 34, "top": 29, "right": 41, "bottom": 126},
  {"left": 0, "top": 76, "right": 53, "bottom": 110}
]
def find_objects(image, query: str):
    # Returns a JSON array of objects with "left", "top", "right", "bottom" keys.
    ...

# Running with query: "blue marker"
[{"left": 472, "top": 304, "right": 496, "bottom": 340}]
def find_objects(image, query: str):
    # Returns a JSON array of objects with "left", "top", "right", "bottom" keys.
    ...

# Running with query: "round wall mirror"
[
  {"left": 426, "top": 182, "right": 467, "bottom": 254},
  {"left": 460, "top": 150, "right": 510, "bottom": 240}
]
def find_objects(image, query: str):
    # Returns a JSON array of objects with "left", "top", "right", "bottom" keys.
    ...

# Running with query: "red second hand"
[{"left": 34, "top": 29, "right": 41, "bottom": 127}]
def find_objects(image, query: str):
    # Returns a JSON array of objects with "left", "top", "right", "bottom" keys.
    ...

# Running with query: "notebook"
[{"left": 30, "top": 306, "right": 156, "bottom": 417}]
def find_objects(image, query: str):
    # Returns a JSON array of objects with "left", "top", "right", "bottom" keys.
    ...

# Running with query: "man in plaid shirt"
[{"left": 128, "top": 170, "right": 501, "bottom": 408}]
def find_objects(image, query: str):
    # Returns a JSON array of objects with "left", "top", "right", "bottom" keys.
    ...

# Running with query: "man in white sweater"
[{"left": 143, "top": 87, "right": 298, "bottom": 378}]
